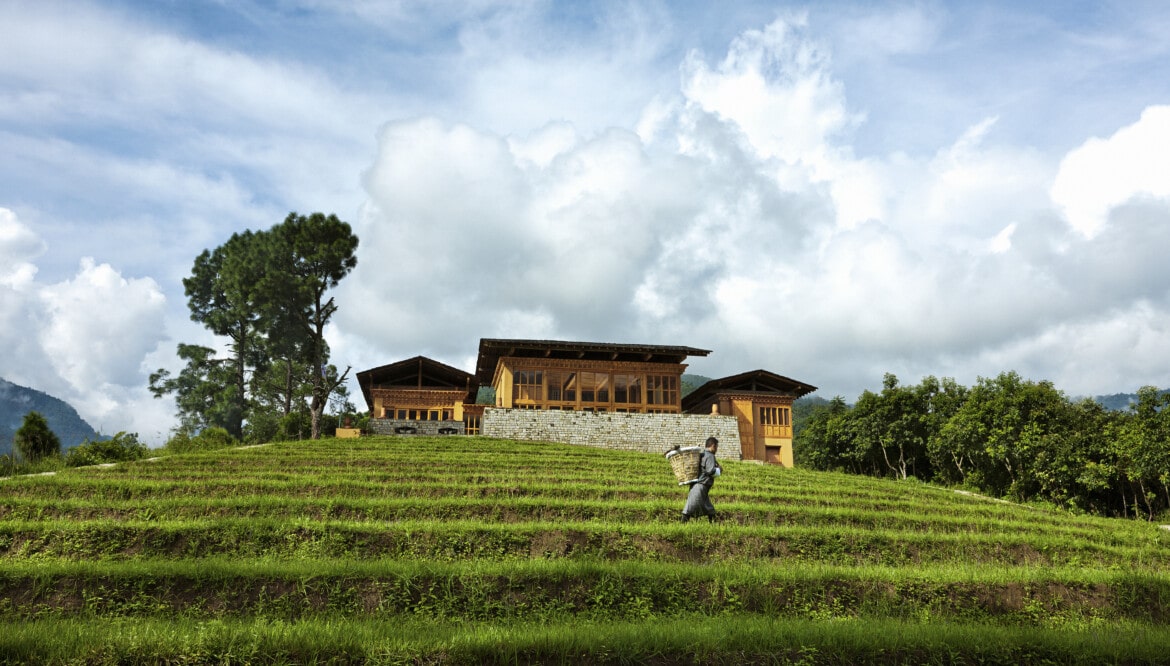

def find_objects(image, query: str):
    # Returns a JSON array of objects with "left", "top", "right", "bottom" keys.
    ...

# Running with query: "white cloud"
[
  {"left": 39, "top": 258, "right": 167, "bottom": 391},
  {"left": 1051, "top": 105, "right": 1170, "bottom": 237},
  {"left": 0, "top": 207, "right": 44, "bottom": 288},
  {"left": 5, "top": 2, "right": 1170, "bottom": 421},
  {"left": 0, "top": 209, "right": 171, "bottom": 443},
  {"left": 338, "top": 12, "right": 1170, "bottom": 405}
]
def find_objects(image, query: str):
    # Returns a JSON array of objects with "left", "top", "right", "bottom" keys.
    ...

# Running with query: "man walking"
[{"left": 682, "top": 437, "right": 721, "bottom": 523}]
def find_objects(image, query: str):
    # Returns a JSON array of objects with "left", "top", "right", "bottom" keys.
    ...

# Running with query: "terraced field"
[{"left": 2, "top": 436, "right": 1169, "bottom": 664}]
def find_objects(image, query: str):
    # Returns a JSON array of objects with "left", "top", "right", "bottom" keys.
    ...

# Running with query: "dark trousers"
[{"left": 683, "top": 482, "right": 715, "bottom": 517}]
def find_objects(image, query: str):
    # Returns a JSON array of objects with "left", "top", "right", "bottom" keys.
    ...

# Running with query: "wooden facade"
[
  {"left": 356, "top": 356, "right": 476, "bottom": 426},
  {"left": 475, "top": 339, "right": 711, "bottom": 414},
  {"left": 357, "top": 341, "right": 816, "bottom": 468},
  {"left": 681, "top": 370, "right": 817, "bottom": 467}
]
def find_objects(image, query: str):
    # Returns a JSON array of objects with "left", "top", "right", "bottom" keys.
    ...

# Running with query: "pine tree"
[{"left": 14, "top": 411, "right": 61, "bottom": 462}]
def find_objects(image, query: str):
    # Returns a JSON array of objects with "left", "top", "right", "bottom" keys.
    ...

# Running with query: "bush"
[
  {"left": 278, "top": 412, "right": 312, "bottom": 441},
  {"left": 63, "top": 432, "right": 149, "bottom": 467},
  {"left": 162, "top": 427, "right": 238, "bottom": 455},
  {"left": 13, "top": 411, "right": 61, "bottom": 462},
  {"left": 244, "top": 411, "right": 281, "bottom": 445}
]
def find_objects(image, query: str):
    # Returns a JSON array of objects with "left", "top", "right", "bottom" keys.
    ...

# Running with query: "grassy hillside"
[{"left": 1, "top": 436, "right": 1169, "bottom": 664}]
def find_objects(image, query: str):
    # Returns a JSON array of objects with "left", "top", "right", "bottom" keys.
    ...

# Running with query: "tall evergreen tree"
[
  {"left": 13, "top": 411, "right": 60, "bottom": 462},
  {"left": 154, "top": 213, "right": 358, "bottom": 443},
  {"left": 266, "top": 212, "right": 358, "bottom": 439},
  {"left": 181, "top": 230, "right": 269, "bottom": 438}
]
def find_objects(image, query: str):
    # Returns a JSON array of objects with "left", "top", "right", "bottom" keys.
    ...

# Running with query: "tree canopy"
[
  {"left": 13, "top": 411, "right": 61, "bottom": 462},
  {"left": 796, "top": 372, "right": 1170, "bottom": 520},
  {"left": 152, "top": 212, "right": 359, "bottom": 443}
]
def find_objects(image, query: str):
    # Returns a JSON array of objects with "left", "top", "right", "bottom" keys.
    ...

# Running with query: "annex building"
[{"left": 356, "top": 338, "right": 816, "bottom": 467}]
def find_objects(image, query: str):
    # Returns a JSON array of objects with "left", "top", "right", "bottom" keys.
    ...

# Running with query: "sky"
[{"left": 2, "top": 1, "right": 1170, "bottom": 444}]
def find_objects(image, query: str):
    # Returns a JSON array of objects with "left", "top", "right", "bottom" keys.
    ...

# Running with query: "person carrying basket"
[{"left": 681, "top": 437, "right": 721, "bottom": 523}]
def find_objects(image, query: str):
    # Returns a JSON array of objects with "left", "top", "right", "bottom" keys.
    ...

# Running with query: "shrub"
[
  {"left": 63, "top": 432, "right": 150, "bottom": 467},
  {"left": 162, "top": 427, "right": 238, "bottom": 455},
  {"left": 13, "top": 411, "right": 61, "bottom": 462}
]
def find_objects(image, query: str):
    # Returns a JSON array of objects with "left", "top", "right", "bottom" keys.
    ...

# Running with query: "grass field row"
[
  {"left": 1, "top": 519, "right": 1166, "bottom": 568},
  {"left": 5, "top": 616, "right": 1170, "bottom": 666},
  {"left": 3, "top": 558, "right": 1168, "bottom": 625},
  {"left": 3, "top": 436, "right": 1168, "bottom": 663}
]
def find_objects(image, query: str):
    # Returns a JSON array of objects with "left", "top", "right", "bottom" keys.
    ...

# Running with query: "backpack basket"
[{"left": 665, "top": 446, "right": 703, "bottom": 485}]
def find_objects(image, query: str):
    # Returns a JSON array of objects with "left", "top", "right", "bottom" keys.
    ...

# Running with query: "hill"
[
  {"left": 1, "top": 436, "right": 1169, "bottom": 663},
  {"left": 0, "top": 377, "right": 101, "bottom": 455}
]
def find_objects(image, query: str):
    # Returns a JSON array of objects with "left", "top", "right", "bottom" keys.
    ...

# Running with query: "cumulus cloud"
[
  {"left": 339, "top": 14, "right": 1170, "bottom": 401},
  {"left": 0, "top": 208, "right": 170, "bottom": 443},
  {"left": 1051, "top": 105, "right": 1170, "bottom": 238},
  {"left": 0, "top": 207, "right": 45, "bottom": 288}
]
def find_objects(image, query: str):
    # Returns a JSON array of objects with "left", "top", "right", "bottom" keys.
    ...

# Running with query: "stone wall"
[
  {"left": 481, "top": 408, "right": 742, "bottom": 459},
  {"left": 368, "top": 419, "right": 465, "bottom": 436}
]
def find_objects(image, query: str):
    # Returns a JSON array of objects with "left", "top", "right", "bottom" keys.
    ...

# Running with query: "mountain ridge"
[{"left": 0, "top": 377, "right": 101, "bottom": 455}]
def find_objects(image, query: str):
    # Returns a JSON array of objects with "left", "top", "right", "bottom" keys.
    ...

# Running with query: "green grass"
[
  {"left": 5, "top": 616, "right": 1170, "bottom": 665},
  {"left": 2, "top": 435, "right": 1169, "bottom": 663}
]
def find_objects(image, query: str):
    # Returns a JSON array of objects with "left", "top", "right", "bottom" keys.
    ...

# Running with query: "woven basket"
[{"left": 665, "top": 446, "right": 703, "bottom": 485}]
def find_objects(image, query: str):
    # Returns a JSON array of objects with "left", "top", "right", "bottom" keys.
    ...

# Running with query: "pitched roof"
[
  {"left": 474, "top": 338, "right": 712, "bottom": 385},
  {"left": 681, "top": 369, "right": 817, "bottom": 411},
  {"left": 356, "top": 356, "right": 475, "bottom": 410}
]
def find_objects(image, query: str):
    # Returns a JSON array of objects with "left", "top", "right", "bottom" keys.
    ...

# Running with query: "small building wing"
[
  {"left": 681, "top": 369, "right": 817, "bottom": 411},
  {"left": 356, "top": 356, "right": 476, "bottom": 413},
  {"left": 682, "top": 370, "right": 817, "bottom": 468}
]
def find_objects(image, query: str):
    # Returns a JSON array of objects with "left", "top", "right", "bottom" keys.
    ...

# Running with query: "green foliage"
[
  {"left": 153, "top": 212, "right": 359, "bottom": 445},
  {"left": 63, "top": 432, "right": 149, "bottom": 467},
  {"left": 13, "top": 411, "right": 61, "bottom": 462},
  {"left": 797, "top": 372, "right": 1170, "bottom": 520},
  {"left": 161, "top": 427, "right": 238, "bottom": 455},
  {"left": 149, "top": 344, "right": 241, "bottom": 438}
]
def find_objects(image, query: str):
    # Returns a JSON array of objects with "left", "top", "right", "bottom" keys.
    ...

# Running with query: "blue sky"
[{"left": 2, "top": 1, "right": 1170, "bottom": 443}]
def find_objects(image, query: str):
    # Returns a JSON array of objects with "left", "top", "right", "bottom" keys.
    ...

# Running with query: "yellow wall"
[{"left": 713, "top": 394, "right": 795, "bottom": 468}]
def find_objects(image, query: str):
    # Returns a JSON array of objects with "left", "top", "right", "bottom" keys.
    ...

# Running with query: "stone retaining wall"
[
  {"left": 368, "top": 419, "right": 465, "bottom": 436},
  {"left": 481, "top": 408, "right": 742, "bottom": 459}
]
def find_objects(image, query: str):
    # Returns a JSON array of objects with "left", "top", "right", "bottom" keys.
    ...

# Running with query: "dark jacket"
[{"left": 695, "top": 449, "right": 721, "bottom": 488}]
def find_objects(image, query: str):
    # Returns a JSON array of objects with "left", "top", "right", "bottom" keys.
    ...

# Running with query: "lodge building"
[{"left": 356, "top": 338, "right": 816, "bottom": 467}]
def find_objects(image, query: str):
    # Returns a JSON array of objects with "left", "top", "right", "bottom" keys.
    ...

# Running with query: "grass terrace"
[{"left": 1, "top": 436, "right": 1169, "bottom": 664}]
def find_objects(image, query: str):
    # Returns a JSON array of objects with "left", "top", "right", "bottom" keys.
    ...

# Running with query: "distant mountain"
[
  {"left": 1092, "top": 389, "right": 1169, "bottom": 412},
  {"left": 680, "top": 374, "right": 713, "bottom": 397},
  {"left": 0, "top": 378, "right": 101, "bottom": 456},
  {"left": 1095, "top": 393, "right": 1138, "bottom": 411}
]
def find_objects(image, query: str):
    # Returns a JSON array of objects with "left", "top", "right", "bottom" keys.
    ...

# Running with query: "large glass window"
[
  {"left": 513, "top": 369, "right": 543, "bottom": 402},
  {"left": 546, "top": 371, "right": 576, "bottom": 402},
  {"left": 613, "top": 374, "right": 640, "bottom": 404},
  {"left": 646, "top": 375, "right": 679, "bottom": 407},
  {"left": 579, "top": 372, "right": 610, "bottom": 404}
]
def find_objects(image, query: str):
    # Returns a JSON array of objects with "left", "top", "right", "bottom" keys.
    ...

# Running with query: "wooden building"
[
  {"left": 357, "top": 340, "right": 816, "bottom": 467},
  {"left": 681, "top": 370, "right": 817, "bottom": 467},
  {"left": 474, "top": 338, "right": 711, "bottom": 413},
  {"left": 356, "top": 356, "right": 478, "bottom": 434}
]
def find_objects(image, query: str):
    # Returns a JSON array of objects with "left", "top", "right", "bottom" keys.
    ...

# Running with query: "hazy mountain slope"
[{"left": 0, "top": 378, "right": 100, "bottom": 455}]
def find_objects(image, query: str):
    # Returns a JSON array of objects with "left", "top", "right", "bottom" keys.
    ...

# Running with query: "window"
[
  {"left": 547, "top": 372, "right": 576, "bottom": 402},
  {"left": 579, "top": 372, "right": 609, "bottom": 404},
  {"left": 464, "top": 414, "right": 481, "bottom": 435},
  {"left": 759, "top": 406, "right": 792, "bottom": 437},
  {"left": 513, "top": 370, "right": 543, "bottom": 402},
  {"left": 614, "top": 374, "right": 640, "bottom": 404},
  {"left": 646, "top": 375, "right": 679, "bottom": 406}
]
